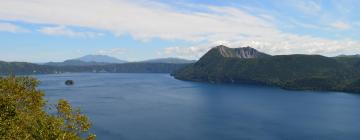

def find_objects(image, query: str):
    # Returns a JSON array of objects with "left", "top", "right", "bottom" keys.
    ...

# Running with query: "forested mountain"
[
  {"left": 172, "top": 45, "right": 360, "bottom": 93},
  {"left": 0, "top": 61, "right": 188, "bottom": 75},
  {"left": 45, "top": 56, "right": 193, "bottom": 66},
  {"left": 44, "top": 55, "right": 127, "bottom": 66},
  {"left": 44, "top": 60, "right": 110, "bottom": 66},
  {"left": 75, "top": 55, "right": 127, "bottom": 63},
  {"left": 0, "top": 61, "right": 55, "bottom": 75}
]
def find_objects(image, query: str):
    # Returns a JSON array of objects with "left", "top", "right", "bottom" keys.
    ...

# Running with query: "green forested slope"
[{"left": 173, "top": 46, "right": 360, "bottom": 93}]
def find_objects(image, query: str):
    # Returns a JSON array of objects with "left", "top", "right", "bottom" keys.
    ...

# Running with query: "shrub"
[{"left": 0, "top": 76, "right": 95, "bottom": 140}]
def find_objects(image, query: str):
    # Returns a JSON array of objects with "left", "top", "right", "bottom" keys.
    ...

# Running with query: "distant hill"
[
  {"left": 0, "top": 61, "right": 55, "bottom": 74},
  {"left": 45, "top": 56, "right": 194, "bottom": 66},
  {"left": 45, "top": 60, "right": 110, "bottom": 66},
  {"left": 75, "top": 55, "right": 127, "bottom": 63},
  {"left": 172, "top": 45, "right": 360, "bottom": 93},
  {"left": 44, "top": 55, "right": 127, "bottom": 66},
  {"left": 141, "top": 58, "right": 196, "bottom": 64},
  {"left": 335, "top": 54, "right": 360, "bottom": 58},
  {"left": 0, "top": 60, "right": 187, "bottom": 75}
]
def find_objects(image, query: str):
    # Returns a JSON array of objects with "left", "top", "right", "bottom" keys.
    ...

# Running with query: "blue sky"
[{"left": 0, "top": 0, "right": 359, "bottom": 62}]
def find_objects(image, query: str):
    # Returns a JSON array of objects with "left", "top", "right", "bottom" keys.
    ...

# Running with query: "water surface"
[{"left": 37, "top": 73, "right": 360, "bottom": 140}]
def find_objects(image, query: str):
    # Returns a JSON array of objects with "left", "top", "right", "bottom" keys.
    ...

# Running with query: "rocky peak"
[{"left": 215, "top": 45, "right": 270, "bottom": 59}]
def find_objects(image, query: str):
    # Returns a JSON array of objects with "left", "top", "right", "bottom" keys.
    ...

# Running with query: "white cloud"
[
  {"left": 38, "top": 26, "right": 103, "bottom": 38},
  {"left": 292, "top": 1, "right": 322, "bottom": 16},
  {"left": 97, "top": 48, "right": 126, "bottom": 56},
  {"left": 164, "top": 44, "right": 212, "bottom": 59},
  {"left": 0, "top": 0, "right": 278, "bottom": 41},
  {"left": 289, "top": 19, "right": 322, "bottom": 29},
  {"left": 0, "top": 0, "right": 359, "bottom": 58},
  {"left": 0, "top": 22, "right": 29, "bottom": 33},
  {"left": 330, "top": 21, "right": 351, "bottom": 30},
  {"left": 163, "top": 35, "right": 360, "bottom": 59}
]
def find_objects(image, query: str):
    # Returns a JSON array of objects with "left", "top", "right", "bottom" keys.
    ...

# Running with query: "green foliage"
[
  {"left": 173, "top": 47, "right": 360, "bottom": 93},
  {"left": 0, "top": 76, "right": 95, "bottom": 140},
  {"left": 0, "top": 61, "right": 187, "bottom": 75}
]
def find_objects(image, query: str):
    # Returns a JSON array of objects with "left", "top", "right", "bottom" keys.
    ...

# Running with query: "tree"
[{"left": 0, "top": 76, "right": 95, "bottom": 140}]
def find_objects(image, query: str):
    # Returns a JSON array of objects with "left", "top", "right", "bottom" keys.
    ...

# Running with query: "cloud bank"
[
  {"left": 0, "top": 22, "right": 29, "bottom": 33},
  {"left": 38, "top": 26, "right": 104, "bottom": 38},
  {"left": 330, "top": 21, "right": 351, "bottom": 30},
  {"left": 0, "top": 0, "right": 359, "bottom": 58}
]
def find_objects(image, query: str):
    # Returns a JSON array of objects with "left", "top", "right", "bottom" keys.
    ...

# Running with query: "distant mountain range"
[
  {"left": 45, "top": 55, "right": 126, "bottom": 66},
  {"left": 336, "top": 54, "right": 360, "bottom": 58},
  {"left": 172, "top": 45, "right": 360, "bottom": 93},
  {"left": 45, "top": 55, "right": 194, "bottom": 66},
  {"left": 0, "top": 55, "right": 194, "bottom": 75},
  {"left": 45, "top": 60, "right": 110, "bottom": 66},
  {"left": 76, "top": 55, "right": 127, "bottom": 63},
  {"left": 0, "top": 61, "right": 188, "bottom": 75}
]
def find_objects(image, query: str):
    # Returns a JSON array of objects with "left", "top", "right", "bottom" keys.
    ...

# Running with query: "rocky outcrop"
[{"left": 216, "top": 45, "right": 270, "bottom": 58}]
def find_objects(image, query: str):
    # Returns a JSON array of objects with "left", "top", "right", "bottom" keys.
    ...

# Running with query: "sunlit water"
[{"left": 37, "top": 73, "right": 360, "bottom": 140}]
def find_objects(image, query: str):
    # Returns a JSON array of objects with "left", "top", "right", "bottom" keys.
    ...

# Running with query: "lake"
[{"left": 37, "top": 73, "right": 360, "bottom": 140}]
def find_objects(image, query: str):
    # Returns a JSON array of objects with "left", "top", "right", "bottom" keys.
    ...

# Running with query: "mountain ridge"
[
  {"left": 45, "top": 59, "right": 111, "bottom": 66},
  {"left": 75, "top": 55, "right": 127, "bottom": 63},
  {"left": 216, "top": 45, "right": 270, "bottom": 58},
  {"left": 0, "top": 61, "right": 187, "bottom": 74},
  {"left": 172, "top": 45, "right": 360, "bottom": 93},
  {"left": 44, "top": 55, "right": 195, "bottom": 66}
]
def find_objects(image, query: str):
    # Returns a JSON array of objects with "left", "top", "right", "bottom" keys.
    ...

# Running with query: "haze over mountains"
[
  {"left": 45, "top": 55, "right": 127, "bottom": 66},
  {"left": 0, "top": 55, "right": 194, "bottom": 75},
  {"left": 76, "top": 55, "right": 127, "bottom": 63},
  {"left": 45, "top": 55, "right": 195, "bottom": 66}
]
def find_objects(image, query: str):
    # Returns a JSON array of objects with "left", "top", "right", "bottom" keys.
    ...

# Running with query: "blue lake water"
[{"left": 37, "top": 73, "right": 360, "bottom": 140}]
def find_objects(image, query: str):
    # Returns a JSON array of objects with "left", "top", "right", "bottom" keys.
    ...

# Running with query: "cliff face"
[
  {"left": 216, "top": 45, "right": 270, "bottom": 59},
  {"left": 194, "top": 45, "right": 270, "bottom": 67}
]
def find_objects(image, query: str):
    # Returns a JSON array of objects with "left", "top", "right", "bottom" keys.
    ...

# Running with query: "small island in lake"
[{"left": 65, "top": 80, "right": 74, "bottom": 85}]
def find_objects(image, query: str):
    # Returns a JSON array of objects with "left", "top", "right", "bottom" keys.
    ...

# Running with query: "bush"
[{"left": 0, "top": 76, "right": 95, "bottom": 140}]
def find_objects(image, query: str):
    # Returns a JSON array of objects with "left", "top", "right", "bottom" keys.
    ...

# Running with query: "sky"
[{"left": 0, "top": 0, "right": 359, "bottom": 62}]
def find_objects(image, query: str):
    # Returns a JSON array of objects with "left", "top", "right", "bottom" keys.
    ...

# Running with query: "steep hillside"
[{"left": 173, "top": 45, "right": 360, "bottom": 93}]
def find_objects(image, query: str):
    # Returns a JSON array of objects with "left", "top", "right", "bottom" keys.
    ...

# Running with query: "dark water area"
[{"left": 37, "top": 73, "right": 360, "bottom": 140}]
